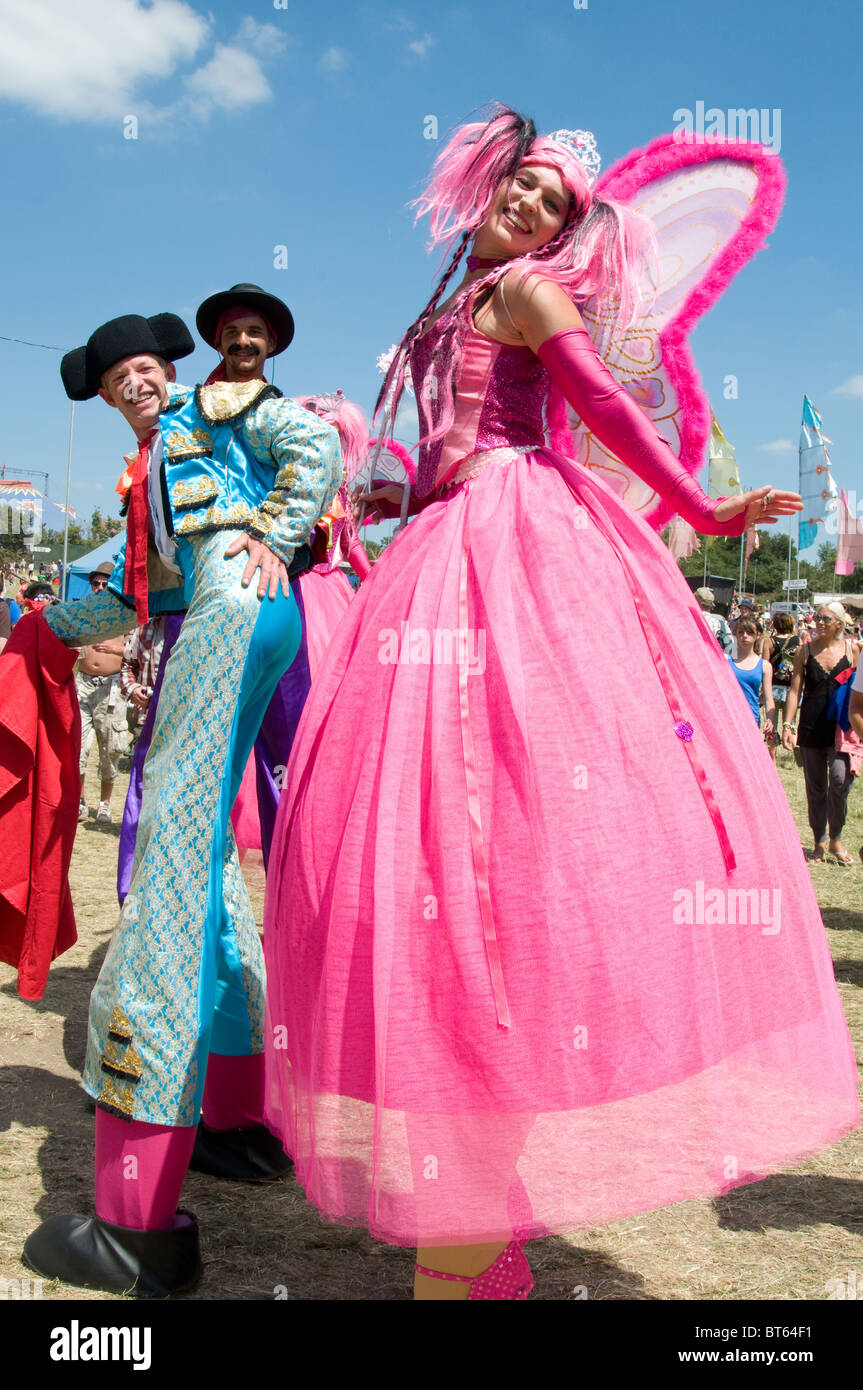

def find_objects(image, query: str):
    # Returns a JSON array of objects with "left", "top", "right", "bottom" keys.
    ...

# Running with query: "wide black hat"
[
  {"left": 196, "top": 283, "right": 294, "bottom": 356},
  {"left": 61, "top": 313, "right": 195, "bottom": 402}
]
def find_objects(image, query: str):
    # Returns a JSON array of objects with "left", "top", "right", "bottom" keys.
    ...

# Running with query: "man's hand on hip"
[{"left": 224, "top": 533, "right": 290, "bottom": 601}]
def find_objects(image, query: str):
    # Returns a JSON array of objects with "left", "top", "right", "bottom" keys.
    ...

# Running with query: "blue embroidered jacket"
[
  {"left": 93, "top": 380, "right": 341, "bottom": 614},
  {"left": 47, "top": 380, "right": 342, "bottom": 641},
  {"left": 159, "top": 379, "right": 341, "bottom": 565}
]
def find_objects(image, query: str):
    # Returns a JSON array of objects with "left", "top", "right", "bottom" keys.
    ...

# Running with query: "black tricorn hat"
[
  {"left": 61, "top": 313, "right": 195, "bottom": 402},
  {"left": 196, "top": 283, "right": 294, "bottom": 357}
]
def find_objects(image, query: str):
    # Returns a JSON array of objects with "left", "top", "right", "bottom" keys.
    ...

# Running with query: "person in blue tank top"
[{"left": 728, "top": 614, "right": 776, "bottom": 741}]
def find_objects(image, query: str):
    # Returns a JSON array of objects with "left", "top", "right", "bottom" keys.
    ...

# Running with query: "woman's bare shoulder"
[{"left": 503, "top": 271, "right": 585, "bottom": 349}]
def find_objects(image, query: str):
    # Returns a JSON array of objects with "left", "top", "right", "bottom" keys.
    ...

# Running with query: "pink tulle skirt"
[
  {"left": 231, "top": 565, "right": 354, "bottom": 855},
  {"left": 263, "top": 447, "right": 859, "bottom": 1247}
]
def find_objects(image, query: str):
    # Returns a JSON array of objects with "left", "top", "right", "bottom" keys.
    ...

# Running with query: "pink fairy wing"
[
  {"left": 568, "top": 134, "right": 786, "bottom": 529},
  {"left": 359, "top": 436, "right": 416, "bottom": 489}
]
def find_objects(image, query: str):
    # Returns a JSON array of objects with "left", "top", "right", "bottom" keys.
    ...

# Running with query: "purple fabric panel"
[
  {"left": 116, "top": 613, "right": 184, "bottom": 905},
  {"left": 252, "top": 577, "right": 312, "bottom": 870}
]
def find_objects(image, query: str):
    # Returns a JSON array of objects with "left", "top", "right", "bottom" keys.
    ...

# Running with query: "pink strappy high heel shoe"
[{"left": 415, "top": 1241, "right": 533, "bottom": 1299}]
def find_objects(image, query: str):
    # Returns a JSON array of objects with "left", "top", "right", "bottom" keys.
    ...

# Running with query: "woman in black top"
[{"left": 783, "top": 602, "right": 860, "bottom": 862}]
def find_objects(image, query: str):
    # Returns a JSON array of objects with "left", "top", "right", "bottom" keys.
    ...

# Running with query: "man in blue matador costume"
[{"left": 23, "top": 291, "right": 341, "bottom": 1296}]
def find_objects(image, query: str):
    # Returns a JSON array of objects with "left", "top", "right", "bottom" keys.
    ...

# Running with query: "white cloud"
[
  {"left": 758, "top": 439, "right": 795, "bottom": 454},
  {"left": 407, "top": 33, "right": 436, "bottom": 57},
  {"left": 234, "top": 16, "right": 290, "bottom": 56},
  {"left": 831, "top": 375, "right": 863, "bottom": 398},
  {"left": 319, "top": 45, "right": 350, "bottom": 74},
  {"left": 383, "top": 14, "right": 415, "bottom": 33},
  {"left": 185, "top": 44, "right": 271, "bottom": 112},
  {"left": 0, "top": 0, "right": 207, "bottom": 121}
]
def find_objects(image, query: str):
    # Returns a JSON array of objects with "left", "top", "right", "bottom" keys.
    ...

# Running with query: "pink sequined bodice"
[{"left": 410, "top": 308, "right": 549, "bottom": 497}]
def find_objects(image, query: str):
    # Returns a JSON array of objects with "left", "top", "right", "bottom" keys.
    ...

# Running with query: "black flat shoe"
[
  {"left": 189, "top": 1120, "right": 293, "bottom": 1182},
  {"left": 22, "top": 1210, "right": 202, "bottom": 1298}
]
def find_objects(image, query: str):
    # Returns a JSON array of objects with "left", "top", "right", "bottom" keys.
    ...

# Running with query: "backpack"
[{"left": 772, "top": 635, "right": 799, "bottom": 686}]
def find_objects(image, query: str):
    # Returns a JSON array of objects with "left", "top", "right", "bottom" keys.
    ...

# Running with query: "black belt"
[{"left": 287, "top": 543, "right": 312, "bottom": 580}]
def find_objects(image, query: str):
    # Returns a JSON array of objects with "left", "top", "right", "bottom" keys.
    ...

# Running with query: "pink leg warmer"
[
  {"left": 95, "top": 1110, "right": 197, "bottom": 1231},
  {"left": 202, "top": 1052, "right": 265, "bottom": 1130}
]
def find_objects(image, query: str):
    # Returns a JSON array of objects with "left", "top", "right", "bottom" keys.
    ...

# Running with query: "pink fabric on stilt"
[
  {"left": 95, "top": 1110, "right": 196, "bottom": 1231},
  {"left": 231, "top": 753, "right": 262, "bottom": 855},
  {"left": 202, "top": 1051, "right": 265, "bottom": 1130},
  {"left": 296, "top": 566, "right": 354, "bottom": 672}
]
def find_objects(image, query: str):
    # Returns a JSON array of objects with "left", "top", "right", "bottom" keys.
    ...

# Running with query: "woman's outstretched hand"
[
  {"left": 356, "top": 483, "right": 404, "bottom": 523},
  {"left": 714, "top": 485, "right": 803, "bottom": 530}
]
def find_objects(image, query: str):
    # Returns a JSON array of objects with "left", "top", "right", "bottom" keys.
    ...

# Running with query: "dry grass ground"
[{"left": 1, "top": 750, "right": 861, "bottom": 1301}]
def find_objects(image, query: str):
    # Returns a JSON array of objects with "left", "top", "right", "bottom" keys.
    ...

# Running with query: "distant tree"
[
  {"left": 802, "top": 542, "right": 859, "bottom": 595},
  {"left": 364, "top": 536, "right": 394, "bottom": 562},
  {"left": 90, "top": 506, "right": 123, "bottom": 541},
  {"left": 0, "top": 535, "right": 29, "bottom": 563},
  {"left": 678, "top": 529, "right": 791, "bottom": 596},
  {"left": 674, "top": 528, "right": 863, "bottom": 602}
]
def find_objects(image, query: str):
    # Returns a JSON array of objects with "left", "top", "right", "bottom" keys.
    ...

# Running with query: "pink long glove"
[
  {"left": 346, "top": 535, "right": 373, "bottom": 581},
  {"left": 537, "top": 328, "right": 745, "bottom": 537}
]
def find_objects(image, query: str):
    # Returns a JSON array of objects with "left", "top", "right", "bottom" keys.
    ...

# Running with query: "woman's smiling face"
[{"left": 474, "top": 162, "right": 572, "bottom": 259}]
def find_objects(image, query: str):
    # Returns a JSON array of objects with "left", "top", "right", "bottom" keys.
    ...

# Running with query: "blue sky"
[{"left": 0, "top": 0, "right": 860, "bottom": 554}]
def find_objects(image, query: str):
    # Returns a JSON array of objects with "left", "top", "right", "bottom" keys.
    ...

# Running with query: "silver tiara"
[{"left": 547, "top": 129, "right": 601, "bottom": 188}]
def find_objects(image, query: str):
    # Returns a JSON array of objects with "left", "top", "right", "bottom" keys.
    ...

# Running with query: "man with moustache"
[{"left": 23, "top": 306, "right": 340, "bottom": 1297}]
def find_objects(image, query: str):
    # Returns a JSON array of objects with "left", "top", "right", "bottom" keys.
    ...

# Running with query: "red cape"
[{"left": 0, "top": 612, "right": 80, "bottom": 998}]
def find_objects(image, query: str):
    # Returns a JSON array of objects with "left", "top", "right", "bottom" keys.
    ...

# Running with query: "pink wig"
[
  {"left": 411, "top": 105, "right": 654, "bottom": 320},
  {"left": 376, "top": 104, "right": 656, "bottom": 441},
  {"left": 296, "top": 391, "right": 368, "bottom": 482}
]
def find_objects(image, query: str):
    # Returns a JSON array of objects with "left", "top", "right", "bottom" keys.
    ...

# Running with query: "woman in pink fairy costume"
[{"left": 264, "top": 107, "right": 859, "bottom": 1299}]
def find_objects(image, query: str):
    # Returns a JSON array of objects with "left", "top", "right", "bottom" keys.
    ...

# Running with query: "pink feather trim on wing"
[
  {"left": 366, "top": 435, "right": 417, "bottom": 482},
  {"left": 597, "top": 134, "right": 787, "bottom": 531}
]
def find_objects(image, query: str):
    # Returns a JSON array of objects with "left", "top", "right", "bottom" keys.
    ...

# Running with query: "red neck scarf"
[{"left": 122, "top": 428, "right": 155, "bottom": 625}]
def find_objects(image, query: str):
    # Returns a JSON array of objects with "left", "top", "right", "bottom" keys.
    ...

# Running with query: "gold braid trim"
[
  {"left": 99, "top": 1075, "right": 136, "bottom": 1119},
  {"left": 174, "top": 502, "right": 258, "bottom": 536},
  {"left": 101, "top": 1039, "right": 143, "bottom": 1081},
  {"left": 170, "top": 477, "right": 220, "bottom": 511},
  {"left": 197, "top": 380, "right": 271, "bottom": 422},
  {"left": 108, "top": 1006, "right": 133, "bottom": 1042}
]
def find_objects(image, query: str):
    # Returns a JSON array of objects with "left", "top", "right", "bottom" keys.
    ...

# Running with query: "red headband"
[{"left": 214, "top": 305, "right": 276, "bottom": 347}]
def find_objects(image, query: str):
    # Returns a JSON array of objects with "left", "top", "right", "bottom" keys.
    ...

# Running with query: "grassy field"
[{"left": 1, "top": 750, "right": 861, "bottom": 1301}]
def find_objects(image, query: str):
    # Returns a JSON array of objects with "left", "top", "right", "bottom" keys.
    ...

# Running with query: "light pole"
[{"left": 61, "top": 402, "right": 75, "bottom": 600}]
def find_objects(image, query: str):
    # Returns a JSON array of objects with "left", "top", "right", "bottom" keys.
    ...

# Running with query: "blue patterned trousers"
[{"left": 48, "top": 531, "right": 301, "bottom": 1125}]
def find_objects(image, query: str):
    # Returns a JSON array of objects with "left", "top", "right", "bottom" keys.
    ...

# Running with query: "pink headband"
[
  {"left": 521, "top": 139, "right": 592, "bottom": 210},
  {"left": 214, "top": 305, "right": 276, "bottom": 348}
]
